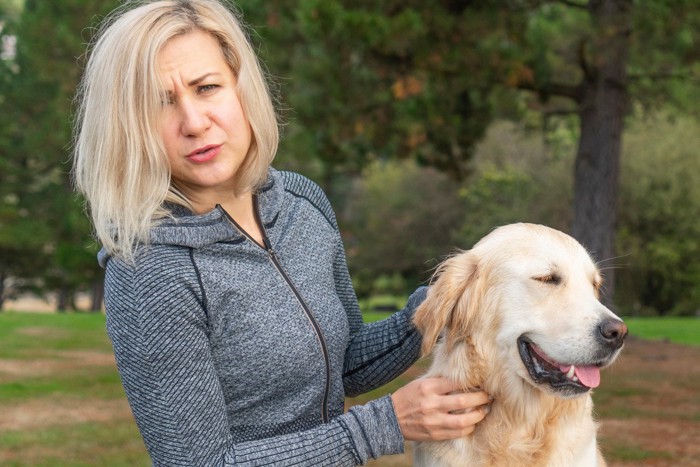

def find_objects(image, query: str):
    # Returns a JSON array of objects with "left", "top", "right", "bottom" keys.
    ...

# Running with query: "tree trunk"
[
  {"left": 57, "top": 287, "right": 70, "bottom": 312},
  {"left": 0, "top": 270, "right": 5, "bottom": 311},
  {"left": 90, "top": 279, "right": 104, "bottom": 313},
  {"left": 572, "top": 0, "right": 632, "bottom": 307}
]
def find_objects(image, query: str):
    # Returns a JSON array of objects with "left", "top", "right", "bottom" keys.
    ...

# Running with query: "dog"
[{"left": 412, "top": 223, "right": 627, "bottom": 467}]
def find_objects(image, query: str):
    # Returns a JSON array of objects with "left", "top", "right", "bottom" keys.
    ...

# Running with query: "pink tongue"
[{"left": 560, "top": 364, "right": 601, "bottom": 388}]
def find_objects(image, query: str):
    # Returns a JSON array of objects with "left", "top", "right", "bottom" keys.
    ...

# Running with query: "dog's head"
[{"left": 414, "top": 223, "right": 627, "bottom": 399}]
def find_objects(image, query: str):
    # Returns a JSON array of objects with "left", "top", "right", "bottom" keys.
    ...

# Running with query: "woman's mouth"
[{"left": 186, "top": 144, "right": 222, "bottom": 163}]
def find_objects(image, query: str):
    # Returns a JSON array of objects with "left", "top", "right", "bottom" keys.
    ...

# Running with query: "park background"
[{"left": 0, "top": 0, "right": 698, "bottom": 465}]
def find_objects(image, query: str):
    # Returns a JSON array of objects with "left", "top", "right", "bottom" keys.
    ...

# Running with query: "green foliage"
[
  {"left": 1, "top": 0, "right": 699, "bottom": 314},
  {"left": 0, "top": 0, "right": 118, "bottom": 309},
  {"left": 457, "top": 120, "right": 573, "bottom": 248},
  {"left": 616, "top": 114, "right": 700, "bottom": 316},
  {"left": 342, "top": 159, "right": 462, "bottom": 297},
  {"left": 629, "top": 1, "right": 700, "bottom": 115},
  {"left": 358, "top": 291, "right": 409, "bottom": 314},
  {"left": 238, "top": 0, "right": 511, "bottom": 182},
  {"left": 453, "top": 115, "right": 700, "bottom": 317}
]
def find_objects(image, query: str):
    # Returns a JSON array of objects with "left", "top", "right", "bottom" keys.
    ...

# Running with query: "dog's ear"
[{"left": 413, "top": 251, "right": 479, "bottom": 356}]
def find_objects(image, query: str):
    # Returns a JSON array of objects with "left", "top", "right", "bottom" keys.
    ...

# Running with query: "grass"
[
  {"left": 0, "top": 369, "right": 124, "bottom": 402},
  {"left": 0, "top": 311, "right": 151, "bottom": 466},
  {"left": 0, "top": 420, "right": 147, "bottom": 467},
  {"left": 0, "top": 312, "right": 113, "bottom": 358},
  {"left": 1, "top": 311, "right": 698, "bottom": 466},
  {"left": 604, "top": 440, "right": 674, "bottom": 462},
  {"left": 623, "top": 316, "right": 700, "bottom": 346}
]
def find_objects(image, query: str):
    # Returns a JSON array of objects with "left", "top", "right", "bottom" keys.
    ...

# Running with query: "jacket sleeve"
[
  {"left": 342, "top": 288, "right": 427, "bottom": 397},
  {"left": 329, "top": 228, "right": 427, "bottom": 397},
  {"left": 104, "top": 252, "right": 405, "bottom": 466}
]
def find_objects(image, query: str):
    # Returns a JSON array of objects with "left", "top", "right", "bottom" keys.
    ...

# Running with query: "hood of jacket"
[{"left": 98, "top": 168, "right": 284, "bottom": 267}]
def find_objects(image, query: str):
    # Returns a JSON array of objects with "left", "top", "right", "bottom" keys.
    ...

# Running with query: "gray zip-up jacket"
[{"left": 100, "top": 169, "right": 426, "bottom": 466}]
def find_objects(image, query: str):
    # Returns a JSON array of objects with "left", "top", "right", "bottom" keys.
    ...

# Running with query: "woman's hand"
[{"left": 391, "top": 377, "right": 491, "bottom": 441}]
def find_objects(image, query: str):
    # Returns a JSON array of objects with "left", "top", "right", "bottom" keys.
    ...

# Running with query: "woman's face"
[{"left": 157, "top": 30, "right": 252, "bottom": 204}]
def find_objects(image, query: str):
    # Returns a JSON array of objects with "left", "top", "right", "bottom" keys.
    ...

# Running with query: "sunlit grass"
[
  {"left": 623, "top": 317, "right": 700, "bottom": 346},
  {"left": 0, "top": 312, "right": 113, "bottom": 358},
  {"left": 0, "top": 369, "right": 123, "bottom": 402},
  {"left": 0, "top": 420, "right": 148, "bottom": 467}
]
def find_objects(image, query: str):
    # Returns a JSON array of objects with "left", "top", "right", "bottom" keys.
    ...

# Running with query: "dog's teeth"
[
  {"left": 566, "top": 365, "right": 576, "bottom": 379},
  {"left": 573, "top": 376, "right": 579, "bottom": 382}
]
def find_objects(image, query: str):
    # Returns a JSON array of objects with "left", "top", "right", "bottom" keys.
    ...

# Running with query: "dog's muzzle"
[{"left": 516, "top": 323, "right": 626, "bottom": 397}]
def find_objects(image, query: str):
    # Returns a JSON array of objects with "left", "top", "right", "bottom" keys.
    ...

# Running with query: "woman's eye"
[{"left": 198, "top": 84, "right": 219, "bottom": 93}]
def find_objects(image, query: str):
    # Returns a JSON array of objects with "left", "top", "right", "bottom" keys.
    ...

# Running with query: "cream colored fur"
[{"left": 413, "top": 223, "right": 624, "bottom": 467}]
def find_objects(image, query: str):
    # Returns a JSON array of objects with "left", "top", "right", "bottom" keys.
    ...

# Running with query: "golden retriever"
[{"left": 413, "top": 223, "right": 627, "bottom": 467}]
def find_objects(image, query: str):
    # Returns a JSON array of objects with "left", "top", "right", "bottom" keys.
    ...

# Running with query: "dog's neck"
[{"left": 426, "top": 338, "right": 598, "bottom": 466}]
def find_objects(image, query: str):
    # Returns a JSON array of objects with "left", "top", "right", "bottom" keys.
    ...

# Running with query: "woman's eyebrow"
[{"left": 188, "top": 72, "right": 220, "bottom": 86}]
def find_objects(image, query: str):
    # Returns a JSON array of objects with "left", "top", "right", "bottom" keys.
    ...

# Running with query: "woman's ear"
[{"left": 413, "top": 250, "right": 479, "bottom": 356}]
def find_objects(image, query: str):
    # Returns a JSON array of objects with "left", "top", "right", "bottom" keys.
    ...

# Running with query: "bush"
[
  {"left": 616, "top": 114, "right": 700, "bottom": 316},
  {"left": 457, "top": 120, "right": 573, "bottom": 248},
  {"left": 342, "top": 159, "right": 462, "bottom": 297}
]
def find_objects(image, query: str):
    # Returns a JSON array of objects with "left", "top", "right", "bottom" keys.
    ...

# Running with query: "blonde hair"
[{"left": 73, "top": 0, "right": 279, "bottom": 261}]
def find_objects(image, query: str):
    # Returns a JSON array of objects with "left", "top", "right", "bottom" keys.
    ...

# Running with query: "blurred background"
[
  {"left": 1, "top": 0, "right": 699, "bottom": 315},
  {"left": 0, "top": 1, "right": 699, "bottom": 465}
]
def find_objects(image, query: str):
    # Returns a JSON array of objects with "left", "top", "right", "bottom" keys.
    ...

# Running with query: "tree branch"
[
  {"left": 578, "top": 39, "right": 595, "bottom": 82},
  {"left": 516, "top": 79, "right": 583, "bottom": 103},
  {"left": 520, "top": 0, "right": 589, "bottom": 9},
  {"left": 551, "top": 0, "right": 589, "bottom": 9},
  {"left": 628, "top": 70, "right": 700, "bottom": 83}
]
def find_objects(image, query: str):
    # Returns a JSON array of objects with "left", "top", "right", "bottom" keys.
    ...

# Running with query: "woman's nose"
[{"left": 179, "top": 99, "right": 210, "bottom": 137}]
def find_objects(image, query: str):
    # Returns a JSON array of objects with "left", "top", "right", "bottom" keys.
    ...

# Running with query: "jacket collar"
[{"left": 151, "top": 168, "right": 283, "bottom": 248}]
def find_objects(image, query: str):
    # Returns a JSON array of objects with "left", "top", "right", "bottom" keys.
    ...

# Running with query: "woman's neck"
[{"left": 190, "top": 190, "right": 265, "bottom": 246}]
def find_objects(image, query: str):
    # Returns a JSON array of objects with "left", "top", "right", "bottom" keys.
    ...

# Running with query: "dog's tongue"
[{"left": 561, "top": 364, "right": 601, "bottom": 388}]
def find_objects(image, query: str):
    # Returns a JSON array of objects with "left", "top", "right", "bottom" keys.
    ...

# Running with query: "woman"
[{"left": 72, "top": 1, "right": 490, "bottom": 465}]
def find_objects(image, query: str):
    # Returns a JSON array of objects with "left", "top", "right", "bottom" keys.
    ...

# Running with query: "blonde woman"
[{"left": 72, "top": 1, "right": 490, "bottom": 465}]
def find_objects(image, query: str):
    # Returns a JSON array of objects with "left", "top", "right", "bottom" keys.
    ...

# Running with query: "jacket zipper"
[{"left": 219, "top": 197, "right": 332, "bottom": 424}]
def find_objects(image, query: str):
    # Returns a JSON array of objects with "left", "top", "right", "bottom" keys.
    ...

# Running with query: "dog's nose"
[{"left": 597, "top": 319, "right": 628, "bottom": 350}]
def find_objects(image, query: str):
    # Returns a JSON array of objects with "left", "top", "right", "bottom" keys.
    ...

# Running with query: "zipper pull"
[{"left": 262, "top": 235, "right": 276, "bottom": 258}]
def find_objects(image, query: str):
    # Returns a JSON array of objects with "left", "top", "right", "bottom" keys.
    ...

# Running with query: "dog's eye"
[{"left": 533, "top": 274, "right": 562, "bottom": 285}]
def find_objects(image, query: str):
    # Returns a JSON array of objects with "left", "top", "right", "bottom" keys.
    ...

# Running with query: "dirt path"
[
  {"left": 598, "top": 337, "right": 700, "bottom": 466},
  {"left": 0, "top": 349, "right": 131, "bottom": 433}
]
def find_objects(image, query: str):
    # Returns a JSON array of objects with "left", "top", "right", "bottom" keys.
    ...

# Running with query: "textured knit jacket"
[{"left": 100, "top": 169, "right": 427, "bottom": 466}]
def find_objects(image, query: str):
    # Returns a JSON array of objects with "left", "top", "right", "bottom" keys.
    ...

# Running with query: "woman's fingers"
[
  {"left": 391, "top": 377, "right": 492, "bottom": 442},
  {"left": 443, "top": 389, "right": 491, "bottom": 413}
]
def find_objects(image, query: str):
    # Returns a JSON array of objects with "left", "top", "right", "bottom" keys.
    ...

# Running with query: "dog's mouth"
[{"left": 517, "top": 336, "right": 602, "bottom": 395}]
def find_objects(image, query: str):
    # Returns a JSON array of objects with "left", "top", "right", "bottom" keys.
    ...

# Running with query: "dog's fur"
[{"left": 413, "top": 224, "right": 626, "bottom": 467}]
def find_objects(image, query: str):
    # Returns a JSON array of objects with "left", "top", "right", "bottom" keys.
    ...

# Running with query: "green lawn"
[
  {"left": 0, "top": 312, "right": 150, "bottom": 466},
  {"left": 622, "top": 316, "right": 700, "bottom": 346}
]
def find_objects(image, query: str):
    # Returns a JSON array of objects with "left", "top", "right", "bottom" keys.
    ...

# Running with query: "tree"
[
  {"left": 502, "top": 0, "right": 700, "bottom": 304},
  {"left": 242, "top": 0, "right": 700, "bottom": 305},
  {"left": 238, "top": 0, "right": 511, "bottom": 196},
  {"left": 0, "top": 0, "right": 47, "bottom": 309},
  {"left": 616, "top": 114, "right": 700, "bottom": 315},
  {"left": 0, "top": 0, "right": 117, "bottom": 310},
  {"left": 501, "top": 0, "right": 632, "bottom": 304}
]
